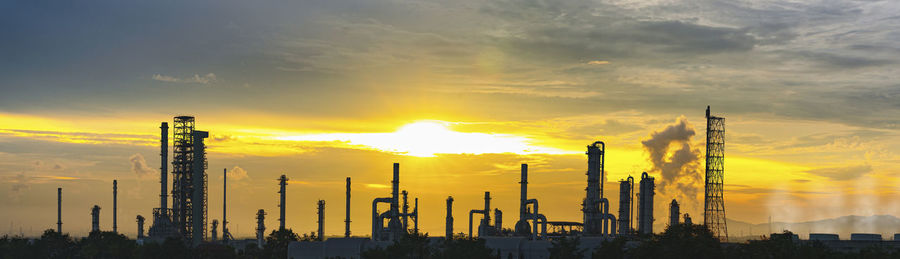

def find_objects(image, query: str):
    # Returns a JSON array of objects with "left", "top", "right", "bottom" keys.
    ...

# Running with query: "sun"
[{"left": 277, "top": 120, "right": 569, "bottom": 157}]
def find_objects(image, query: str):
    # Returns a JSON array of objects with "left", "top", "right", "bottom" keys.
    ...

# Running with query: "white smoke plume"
[
  {"left": 129, "top": 153, "right": 155, "bottom": 178},
  {"left": 641, "top": 116, "right": 703, "bottom": 210}
]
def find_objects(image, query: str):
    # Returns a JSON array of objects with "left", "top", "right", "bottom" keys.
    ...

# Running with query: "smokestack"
[
  {"left": 278, "top": 174, "right": 288, "bottom": 231},
  {"left": 446, "top": 196, "right": 454, "bottom": 239},
  {"left": 413, "top": 198, "right": 419, "bottom": 234},
  {"left": 137, "top": 215, "right": 145, "bottom": 239},
  {"left": 256, "top": 209, "right": 266, "bottom": 248},
  {"left": 91, "top": 205, "right": 101, "bottom": 233},
  {"left": 113, "top": 180, "right": 118, "bottom": 233},
  {"left": 520, "top": 164, "right": 527, "bottom": 222},
  {"left": 57, "top": 188, "right": 62, "bottom": 233},
  {"left": 160, "top": 122, "right": 168, "bottom": 210},
  {"left": 223, "top": 168, "right": 228, "bottom": 240},
  {"left": 391, "top": 163, "right": 399, "bottom": 219},
  {"left": 345, "top": 177, "right": 351, "bottom": 238},
  {"left": 317, "top": 200, "right": 325, "bottom": 241}
]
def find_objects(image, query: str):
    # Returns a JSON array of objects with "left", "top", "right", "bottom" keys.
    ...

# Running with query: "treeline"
[{"left": 0, "top": 228, "right": 310, "bottom": 259}]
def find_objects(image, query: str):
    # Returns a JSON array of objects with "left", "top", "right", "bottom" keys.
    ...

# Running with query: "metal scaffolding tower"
[
  {"left": 171, "top": 116, "right": 208, "bottom": 243},
  {"left": 704, "top": 106, "right": 728, "bottom": 242}
]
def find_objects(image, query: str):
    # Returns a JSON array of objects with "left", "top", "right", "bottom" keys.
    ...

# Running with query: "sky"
[{"left": 2, "top": 0, "right": 900, "bottom": 239}]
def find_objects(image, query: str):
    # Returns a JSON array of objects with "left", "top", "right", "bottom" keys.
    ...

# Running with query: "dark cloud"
[{"left": 805, "top": 164, "right": 873, "bottom": 181}]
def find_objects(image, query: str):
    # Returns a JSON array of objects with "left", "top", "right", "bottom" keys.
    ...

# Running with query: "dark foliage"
[{"left": 548, "top": 236, "right": 584, "bottom": 259}]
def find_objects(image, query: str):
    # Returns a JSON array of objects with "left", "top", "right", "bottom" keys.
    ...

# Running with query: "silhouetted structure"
[
  {"left": 583, "top": 142, "right": 605, "bottom": 235},
  {"left": 371, "top": 163, "right": 407, "bottom": 241},
  {"left": 171, "top": 116, "right": 209, "bottom": 245},
  {"left": 91, "top": 205, "right": 101, "bottom": 233},
  {"left": 211, "top": 219, "right": 218, "bottom": 241},
  {"left": 514, "top": 164, "right": 548, "bottom": 239},
  {"left": 638, "top": 172, "right": 655, "bottom": 234},
  {"left": 345, "top": 177, "right": 351, "bottom": 238},
  {"left": 113, "top": 180, "right": 118, "bottom": 233},
  {"left": 149, "top": 122, "right": 179, "bottom": 241},
  {"left": 618, "top": 176, "right": 634, "bottom": 235},
  {"left": 317, "top": 200, "right": 325, "bottom": 241},
  {"left": 446, "top": 196, "right": 454, "bottom": 238},
  {"left": 278, "top": 174, "right": 288, "bottom": 231},
  {"left": 669, "top": 199, "right": 680, "bottom": 227},
  {"left": 57, "top": 188, "right": 62, "bottom": 233},
  {"left": 222, "top": 168, "right": 234, "bottom": 242},
  {"left": 704, "top": 106, "right": 728, "bottom": 241},
  {"left": 137, "top": 215, "right": 145, "bottom": 239},
  {"left": 256, "top": 209, "right": 266, "bottom": 248},
  {"left": 469, "top": 191, "right": 494, "bottom": 238}
]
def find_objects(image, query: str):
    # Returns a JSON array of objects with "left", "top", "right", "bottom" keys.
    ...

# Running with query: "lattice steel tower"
[
  {"left": 171, "top": 116, "right": 208, "bottom": 243},
  {"left": 703, "top": 106, "right": 727, "bottom": 241}
]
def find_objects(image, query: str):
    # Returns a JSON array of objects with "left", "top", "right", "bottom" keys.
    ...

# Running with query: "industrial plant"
[{"left": 38, "top": 107, "right": 900, "bottom": 258}]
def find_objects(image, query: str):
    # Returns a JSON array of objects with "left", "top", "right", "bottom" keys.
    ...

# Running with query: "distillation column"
[
  {"left": 669, "top": 199, "right": 680, "bottom": 228},
  {"left": 256, "top": 209, "right": 266, "bottom": 248},
  {"left": 317, "top": 200, "right": 325, "bottom": 241},
  {"left": 583, "top": 141, "right": 606, "bottom": 235},
  {"left": 638, "top": 172, "right": 655, "bottom": 234},
  {"left": 191, "top": 130, "right": 209, "bottom": 246},
  {"left": 617, "top": 176, "right": 634, "bottom": 235},
  {"left": 137, "top": 215, "right": 145, "bottom": 239},
  {"left": 469, "top": 191, "right": 492, "bottom": 238},
  {"left": 91, "top": 205, "right": 101, "bottom": 233}
]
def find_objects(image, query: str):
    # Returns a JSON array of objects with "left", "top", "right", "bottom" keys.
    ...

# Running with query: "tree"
[
  {"left": 33, "top": 229, "right": 77, "bottom": 259},
  {"left": 362, "top": 232, "right": 435, "bottom": 259},
  {"left": 629, "top": 223, "right": 722, "bottom": 259},
  {"left": 592, "top": 236, "right": 627, "bottom": 259},
  {"left": 548, "top": 236, "right": 584, "bottom": 259},
  {"left": 262, "top": 228, "right": 300, "bottom": 259},
  {"left": 77, "top": 231, "right": 137, "bottom": 259},
  {"left": 435, "top": 236, "right": 494, "bottom": 259}
]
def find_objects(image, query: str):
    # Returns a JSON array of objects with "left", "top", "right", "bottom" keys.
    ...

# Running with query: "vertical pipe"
[
  {"left": 391, "top": 163, "right": 399, "bottom": 218},
  {"left": 160, "top": 122, "right": 168, "bottom": 210},
  {"left": 345, "top": 177, "right": 351, "bottom": 238},
  {"left": 317, "top": 200, "right": 325, "bottom": 241},
  {"left": 446, "top": 196, "right": 454, "bottom": 239},
  {"left": 520, "top": 164, "right": 527, "bottom": 222},
  {"left": 278, "top": 174, "right": 287, "bottom": 231},
  {"left": 113, "top": 180, "right": 118, "bottom": 233},
  {"left": 57, "top": 188, "right": 62, "bottom": 233},
  {"left": 413, "top": 198, "right": 419, "bottom": 234},
  {"left": 223, "top": 168, "right": 227, "bottom": 239}
]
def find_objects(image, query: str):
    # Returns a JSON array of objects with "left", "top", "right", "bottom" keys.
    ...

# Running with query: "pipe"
[
  {"left": 345, "top": 177, "right": 351, "bottom": 238},
  {"left": 223, "top": 168, "right": 229, "bottom": 241},
  {"left": 389, "top": 163, "right": 400, "bottom": 233},
  {"left": 494, "top": 208, "right": 502, "bottom": 233},
  {"left": 469, "top": 192, "right": 492, "bottom": 238},
  {"left": 413, "top": 198, "right": 419, "bottom": 234},
  {"left": 160, "top": 122, "right": 168, "bottom": 210},
  {"left": 446, "top": 196, "right": 454, "bottom": 239},
  {"left": 526, "top": 199, "right": 539, "bottom": 240},
  {"left": 113, "top": 180, "right": 118, "bottom": 233},
  {"left": 520, "top": 164, "right": 528, "bottom": 222},
  {"left": 600, "top": 198, "right": 609, "bottom": 237},
  {"left": 371, "top": 197, "right": 392, "bottom": 239},
  {"left": 57, "top": 188, "right": 62, "bottom": 233}
]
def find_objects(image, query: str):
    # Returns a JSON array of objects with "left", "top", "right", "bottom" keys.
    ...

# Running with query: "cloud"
[
  {"left": 587, "top": 60, "right": 610, "bottom": 65},
  {"left": 805, "top": 165, "right": 872, "bottom": 181},
  {"left": 129, "top": 153, "right": 155, "bottom": 178},
  {"left": 152, "top": 73, "right": 217, "bottom": 85},
  {"left": 228, "top": 166, "right": 249, "bottom": 181},
  {"left": 641, "top": 116, "right": 703, "bottom": 208}
]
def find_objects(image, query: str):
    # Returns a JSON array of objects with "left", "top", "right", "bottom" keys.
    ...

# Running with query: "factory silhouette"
[{"left": 40, "top": 107, "right": 900, "bottom": 258}]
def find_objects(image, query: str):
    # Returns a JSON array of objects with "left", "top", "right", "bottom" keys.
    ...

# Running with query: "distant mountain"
[{"left": 725, "top": 215, "right": 900, "bottom": 240}]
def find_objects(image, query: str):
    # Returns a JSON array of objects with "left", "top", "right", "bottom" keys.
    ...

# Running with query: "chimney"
[
  {"left": 57, "top": 188, "right": 62, "bottom": 233},
  {"left": 160, "top": 122, "right": 168, "bottom": 210},
  {"left": 278, "top": 174, "right": 288, "bottom": 231},
  {"left": 446, "top": 196, "right": 454, "bottom": 239},
  {"left": 345, "top": 177, "right": 351, "bottom": 238},
  {"left": 113, "top": 180, "right": 118, "bottom": 233}
]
